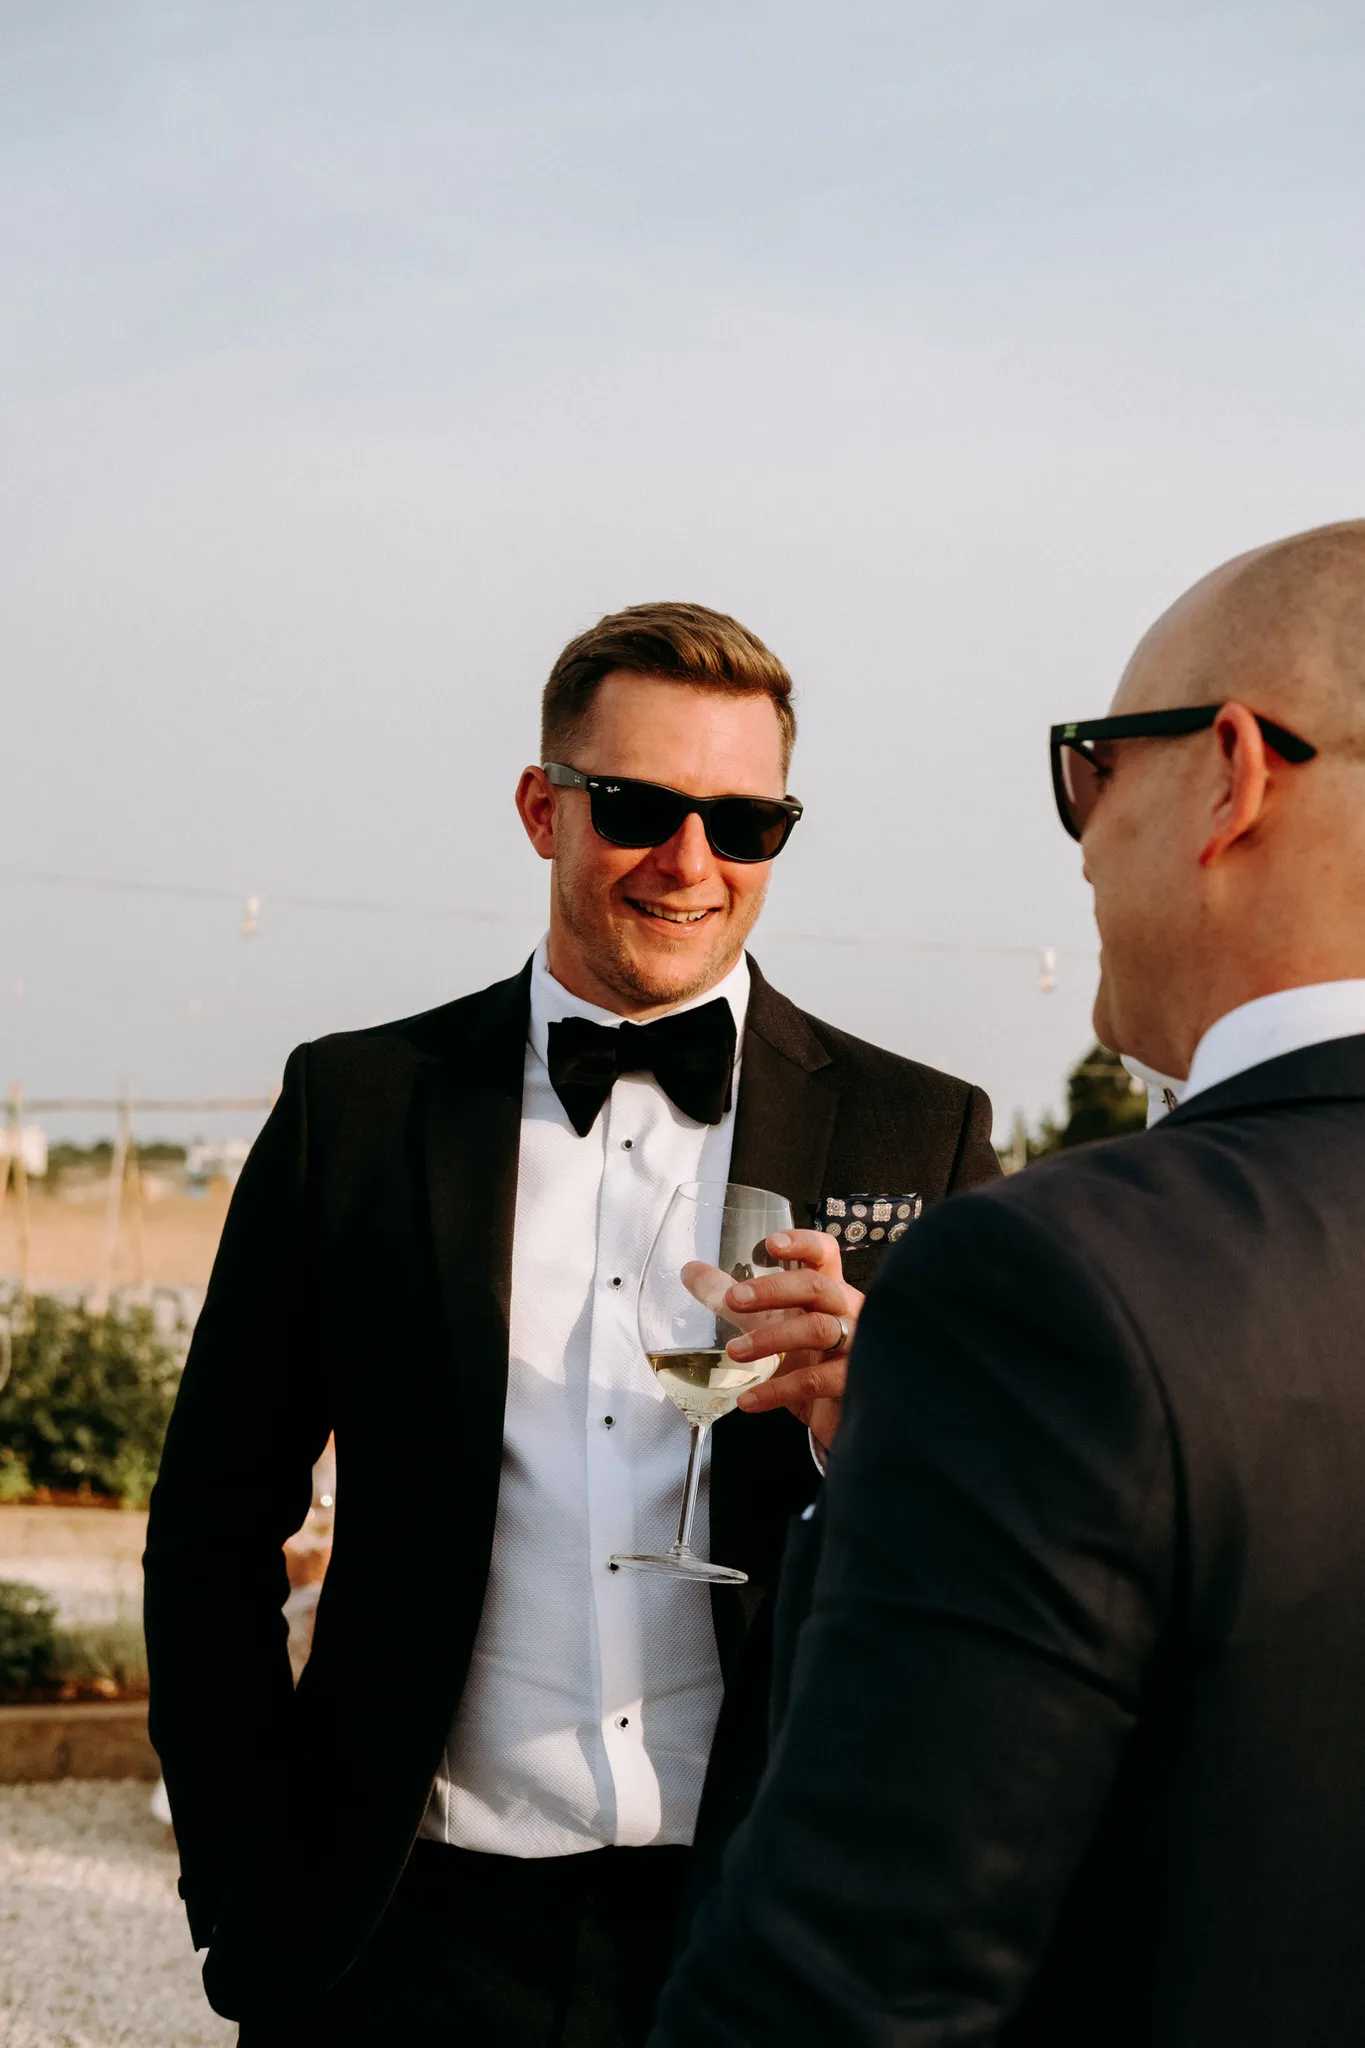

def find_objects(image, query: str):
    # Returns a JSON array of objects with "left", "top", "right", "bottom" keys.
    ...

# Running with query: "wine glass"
[{"left": 611, "top": 1180, "right": 794, "bottom": 1585}]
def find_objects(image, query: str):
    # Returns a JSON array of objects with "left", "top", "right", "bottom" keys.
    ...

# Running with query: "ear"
[
  {"left": 1198, "top": 702, "right": 1270, "bottom": 868},
  {"left": 515, "top": 766, "right": 557, "bottom": 862}
]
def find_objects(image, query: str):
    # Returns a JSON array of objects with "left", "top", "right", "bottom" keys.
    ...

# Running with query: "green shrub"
[
  {"left": 0, "top": 1294, "right": 181, "bottom": 1503},
  {"left": 0, "top": 1581, "right": 59, "bottom": 1696},
  {"left": 0, "top": 1453, "right": 32, "bottom": 1503},
  {"left": 53, "top": 1618, "right": 150, "bottom": 1696}
]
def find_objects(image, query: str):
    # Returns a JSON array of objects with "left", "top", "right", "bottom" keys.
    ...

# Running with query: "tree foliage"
[
  {"left": 1051, "top": 1043, "right": 1149, "bottom": 1149},
  {"left": 0, "top": 1581, "right": 59, "bottom": 1696},
  {"left": 1007, "top": 1043, "right": 1150, "bottom": 1166},
  {"left": 0, "top": 1295, "right": 181, "bottom": 1504}
]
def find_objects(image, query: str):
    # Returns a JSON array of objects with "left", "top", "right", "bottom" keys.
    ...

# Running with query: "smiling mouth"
[{"left": 625, "top": 899, "right": 720, "bottom": 927}]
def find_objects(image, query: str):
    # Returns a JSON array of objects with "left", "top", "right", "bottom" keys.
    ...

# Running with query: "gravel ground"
[{"left": 0, "top": 1783, "right": 235, "bottom": 2048}]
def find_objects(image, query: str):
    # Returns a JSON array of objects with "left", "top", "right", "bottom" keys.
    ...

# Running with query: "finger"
[
  {"left": 726, "top": 1268, "right": 855, "bottom": 1317},
  {"left": 738, "top": 1359, "right": 849, "bottom": 1413},
  {"left": 764, "top": 1349, "right": 849, "bottom": 1393},
  {"left": 764, "top": 1227, "right": 843, "bottom": 1275},
  {"left": 680, "top": 1261, "right": 731, "bottom": 1316},
  {"left": 727, "top": 1310, "right": 849, "bottom": 1362}
]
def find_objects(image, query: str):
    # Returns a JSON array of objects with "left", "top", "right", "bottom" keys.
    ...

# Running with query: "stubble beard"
[{"left": 555, "top": 868, "right": 760, "bottom": 1012}]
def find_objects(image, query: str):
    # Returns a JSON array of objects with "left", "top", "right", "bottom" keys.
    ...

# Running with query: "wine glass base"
[{"left": 610, "top": 1550, "right": 749, "bottom": 1586}]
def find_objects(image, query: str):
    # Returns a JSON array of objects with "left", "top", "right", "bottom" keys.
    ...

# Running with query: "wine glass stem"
[{"left": 674, "top": 1420, "right": 711, "bottom": 1553}]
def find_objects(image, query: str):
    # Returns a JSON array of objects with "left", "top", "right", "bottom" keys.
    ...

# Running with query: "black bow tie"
[{"left": 546, "top": 998, "right": 737, "bottom": 1137}]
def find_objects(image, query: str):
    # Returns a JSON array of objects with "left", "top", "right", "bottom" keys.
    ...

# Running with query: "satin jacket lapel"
[
  {"left": 419, "top": 963, "right": 530, "bottom": 1606},
  {"left": 728, "top": 958, "right": 840, "bottom": 1223}
]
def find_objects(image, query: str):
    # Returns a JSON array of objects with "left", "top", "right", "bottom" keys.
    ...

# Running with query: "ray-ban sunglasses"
[
  {"left": 544, "top": 763, "right": 804, "bottom": 863},
  {"left": 1050, "top": 706, "right": 1318, "bottom": 842}
]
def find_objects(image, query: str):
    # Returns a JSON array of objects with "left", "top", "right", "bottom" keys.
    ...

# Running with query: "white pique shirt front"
[{"left": 421, "top": 940, "right": 750, "bottom": 1857}]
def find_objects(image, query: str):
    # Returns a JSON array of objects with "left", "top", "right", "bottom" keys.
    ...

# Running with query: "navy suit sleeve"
[
  {"left": 144, "top": 1046, "right": 331, "bottom": 1948},
  {"left": 650, "top": 1188, "right": 1175, "bottom": 2046}
]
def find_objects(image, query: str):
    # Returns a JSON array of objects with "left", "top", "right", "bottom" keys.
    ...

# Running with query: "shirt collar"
[
  {"left": 1182, "top": 980, "right": 1365, "bottom": 1104},
  {"left": 1120, "top": 1054, "right": 1185, "bottom": 1126},
  {"left": 526, "top": 938, "right": 751, "bottom": 1072}
]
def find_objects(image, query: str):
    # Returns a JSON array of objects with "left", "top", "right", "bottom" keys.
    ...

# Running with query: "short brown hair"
[{"left": 541, "top": 601, "right": 797, "bottom": 776}]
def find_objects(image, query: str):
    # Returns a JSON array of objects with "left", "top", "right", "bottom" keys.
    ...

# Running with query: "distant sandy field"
[{"left": 0, "top": 1190, "right": 232, "bottom": 1293}]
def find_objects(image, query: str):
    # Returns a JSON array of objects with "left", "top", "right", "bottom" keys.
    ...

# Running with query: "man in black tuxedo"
[
  {"left": 144, "top": 599, "right": 997, "bottom": 2043},
  {"left": 651, "top": 519, "right": 1365, "bottom": 2047}
]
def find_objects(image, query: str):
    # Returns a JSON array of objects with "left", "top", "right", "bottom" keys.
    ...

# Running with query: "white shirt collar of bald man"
[
  {"left": 1182, "top": 979, "right": 1365, "bottom": 1105},
  {"left": 1122, "top": 978, "right": 1365, "bottom": 1126}
]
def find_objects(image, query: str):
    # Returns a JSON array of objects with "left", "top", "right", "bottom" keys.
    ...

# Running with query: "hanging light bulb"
[
  {"left": 241, "top": 894, "right": 261, "bottom": 938},
  {"left": 1038, "top": 946, "right": 1057, "bottom": 994}
]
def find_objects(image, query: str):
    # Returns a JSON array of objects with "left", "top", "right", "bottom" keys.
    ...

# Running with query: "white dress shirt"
[
  {"left": 1120, "top": 1055, "right": 1185, "bottom": 1127},
  {"left": 1182, "top": 980, "right": 1365, "bottom": 1103},
  {"left": 421, "top": 940, "right": 751, "bottom": 1858}
]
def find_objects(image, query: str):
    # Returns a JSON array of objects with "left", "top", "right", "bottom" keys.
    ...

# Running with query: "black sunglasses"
[
  {"left": 1050, "top": 705, "right": 1318, "bottom": 842},
  {"left": 544, "top": 763, "right": 803, "bottom": 864}
]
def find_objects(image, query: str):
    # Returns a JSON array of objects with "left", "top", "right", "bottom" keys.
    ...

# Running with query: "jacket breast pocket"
[{"left": 811, "top": 1191, "right": 921, "bottom": 1264}]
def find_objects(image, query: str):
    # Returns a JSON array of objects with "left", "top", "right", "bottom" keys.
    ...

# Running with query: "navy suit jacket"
[{"left": 652, "top": 1035, "right": 1365, "bottom": 2047}]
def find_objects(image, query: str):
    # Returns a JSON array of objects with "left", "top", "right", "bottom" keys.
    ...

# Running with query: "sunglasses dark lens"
[
  {"left": 588, "top": 780, "right": 689, "bottom": 848},
  {"left": 1059, "top": 743, "right": 1103, "bottom": 838},
  {"left": 707, "top": 798, "right": 793, "bottom": 862}
]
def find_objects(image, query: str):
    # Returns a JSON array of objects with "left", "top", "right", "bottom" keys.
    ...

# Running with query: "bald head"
[
  {"left": 1116, "top": 519, "right": 1365, "bottom": 753},
  {"left": 1080, "top": 518, "right": 1365, "bottom": 1081}
]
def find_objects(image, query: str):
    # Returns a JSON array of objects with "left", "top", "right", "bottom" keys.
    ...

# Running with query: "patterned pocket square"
[{"left": 814, "top": 1191, "right": 922, "bottom": 1249}]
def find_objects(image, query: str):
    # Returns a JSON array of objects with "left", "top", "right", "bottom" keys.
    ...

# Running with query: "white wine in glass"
[
  {"left": 612, "top": 1180, "right": 794, "bottom": 1585},
  {"left": 647, "top": 1349, "right": 784, "bottom": 1425}
]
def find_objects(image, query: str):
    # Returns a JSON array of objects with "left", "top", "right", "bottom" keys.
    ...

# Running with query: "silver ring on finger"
[{"left": 826, "top": 1314, "right": 852, "bottom": 1356}]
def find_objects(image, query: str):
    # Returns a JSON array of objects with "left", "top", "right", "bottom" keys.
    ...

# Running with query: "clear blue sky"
[{"left": 4, "top": 0, "right": 1364, "bottom": 1143}]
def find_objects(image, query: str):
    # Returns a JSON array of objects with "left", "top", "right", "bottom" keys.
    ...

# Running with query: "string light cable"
[{"left": 0, "top": 866, "right": 1097, "bottom": 988}]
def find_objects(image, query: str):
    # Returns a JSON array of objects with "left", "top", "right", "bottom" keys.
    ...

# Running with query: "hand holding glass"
[{"left": 611, "top": 1181, "right": 793, "bottom": 1585}]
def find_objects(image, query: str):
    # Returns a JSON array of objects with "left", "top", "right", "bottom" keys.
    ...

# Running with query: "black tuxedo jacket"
[
  {"left": 143, "top": 955, "right": 996, "bottom": 2021},
  {"left": 651, "top": 1034, "right": 1365, "bottom": 2048}
]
